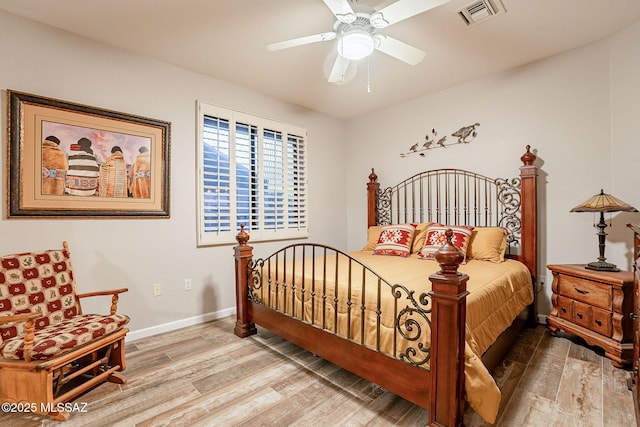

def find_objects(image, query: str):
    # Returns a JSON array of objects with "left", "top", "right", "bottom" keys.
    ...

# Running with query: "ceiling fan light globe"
[{"left": 337, "top": 31, "right": 374, "bottom": 60}]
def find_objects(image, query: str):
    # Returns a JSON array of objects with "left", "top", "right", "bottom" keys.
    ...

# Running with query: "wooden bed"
[{"left": 233, "top": 146, "right": 538, "bottom": 427}]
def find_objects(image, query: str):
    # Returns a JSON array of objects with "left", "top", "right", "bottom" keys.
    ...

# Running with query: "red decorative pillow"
[
  {"left": 418, "top": 225, "right": 474, "bottom": 260},
  {"left": 411, "top": 222, "right": 437, "bottom": 253},
  {"left": 373, "top": 224, "right": 416, "bottom": 257}
]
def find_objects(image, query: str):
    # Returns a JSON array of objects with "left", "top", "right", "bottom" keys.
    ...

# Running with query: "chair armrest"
[
  {"left": 76, "top": 288, "right": 128, "bottom": 315},
  {"left": 0, "top": 313, "right": 41, "bottom": 362},
  {"left": 0, "top": 312, "right": 42, "bottom": 325},
  {"left": 76, "top": 288, "right": 129, "bottom": 299}
]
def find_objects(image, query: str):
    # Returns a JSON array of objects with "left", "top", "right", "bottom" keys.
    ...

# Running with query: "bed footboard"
[{"left": 234, "top": 228, "right": 468, "bottom": 427}]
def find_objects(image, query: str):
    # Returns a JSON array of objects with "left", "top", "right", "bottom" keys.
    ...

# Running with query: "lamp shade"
[
  {"left": 570, "top": 189, "right": 638, "bottom": 213},
  {"left": 570, "top": 189, "right": 638, "bottom": 272}
]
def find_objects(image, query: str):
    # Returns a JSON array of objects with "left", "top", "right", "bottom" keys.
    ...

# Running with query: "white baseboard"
[
  {"left": 127, "top": 309, "right": 549, "bottom": 341},
  {"left": 126, "top": 307, "right": 236, "bottom": 342}
]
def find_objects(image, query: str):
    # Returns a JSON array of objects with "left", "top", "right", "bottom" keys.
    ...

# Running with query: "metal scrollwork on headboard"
[
  {"left": 377, "top": 187, "right": 393, "bottom": 226},
  {"left": 496, "top": 177, "right": 522, "bottom": 248}
]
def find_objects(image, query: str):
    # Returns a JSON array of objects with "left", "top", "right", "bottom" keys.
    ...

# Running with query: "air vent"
[{"left": 458, "top": 0, "right": 505, "bottom": 26}]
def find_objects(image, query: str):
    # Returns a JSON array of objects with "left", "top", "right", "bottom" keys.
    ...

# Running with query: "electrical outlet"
[
  {"left": 184, "top": 279, "right": 192, "bottom": 291},
  {"left": 153, "top": 283, "right": 162, "bottom": 297},
  {"left": 537, "top": 275, "right": 547, "bottom": 294}
]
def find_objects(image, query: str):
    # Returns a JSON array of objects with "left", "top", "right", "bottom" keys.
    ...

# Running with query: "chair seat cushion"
[{"left": 0, "top": 313, "right": 130, "bottom": 361}]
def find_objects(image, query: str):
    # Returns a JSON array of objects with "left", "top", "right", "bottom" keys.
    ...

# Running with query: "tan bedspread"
[{"left": 253, "top": 250, "right": 533, "bottom": 423}]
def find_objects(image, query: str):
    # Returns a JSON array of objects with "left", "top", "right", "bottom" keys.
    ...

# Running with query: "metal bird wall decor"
[{"left": 401, "top": 122, "right": 480, "bottom": 157}]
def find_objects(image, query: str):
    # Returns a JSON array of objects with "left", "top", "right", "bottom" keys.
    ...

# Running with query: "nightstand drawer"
[
  {"left": 558, "top": 275, "right": 611, "bottom": 310},
  {"left": 591, "top": 306, "right": 612, "bottom": 337},
  {"left": 573, "top": 300, "right": 591, "bottom": 329},
  {"left": 556, "top": 296, "right": 573, "bottom": 321}
]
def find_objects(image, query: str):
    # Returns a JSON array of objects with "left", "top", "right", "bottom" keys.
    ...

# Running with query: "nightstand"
[{"left": 546, "top": 264, "right": 634, "bottom": 367}]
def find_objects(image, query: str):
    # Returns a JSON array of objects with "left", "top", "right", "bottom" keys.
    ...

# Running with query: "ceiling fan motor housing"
[{"left": 334, "top": 13, "right": 378, "bottom": 59}]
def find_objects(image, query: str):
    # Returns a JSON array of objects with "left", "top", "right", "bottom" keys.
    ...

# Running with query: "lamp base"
[{"left": 585, "top": 261, "right": 619, "bottom": 272}]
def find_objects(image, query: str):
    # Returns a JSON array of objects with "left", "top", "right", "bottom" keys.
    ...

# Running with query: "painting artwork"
[{"left": 7, "top": 90, "right": 171, "bottom": 218}]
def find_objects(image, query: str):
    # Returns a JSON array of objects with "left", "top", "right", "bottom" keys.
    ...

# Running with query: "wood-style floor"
[{"left": 1, "top": 316, "right": 635, "bottom": 426}]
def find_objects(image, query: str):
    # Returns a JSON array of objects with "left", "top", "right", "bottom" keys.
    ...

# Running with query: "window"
[{"left": 197, "top": 102, "right": 308, "bottom": 245}]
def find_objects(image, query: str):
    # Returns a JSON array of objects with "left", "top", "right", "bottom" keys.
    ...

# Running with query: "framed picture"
[{"left": 6, "top": 90, "right": 171, "bottom": 218}]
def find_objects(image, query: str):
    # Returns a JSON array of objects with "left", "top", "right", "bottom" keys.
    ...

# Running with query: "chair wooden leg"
[
  {"left": 107, "top": 372, "right": 126, "bottom": 384},
  {"left": 46, "top": 410, "right": 70, "bottom": 421}
]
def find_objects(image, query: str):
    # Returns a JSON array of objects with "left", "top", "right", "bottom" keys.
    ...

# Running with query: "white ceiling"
[{"left": 1, "top": 0, "right": 639, "bottom": 120}]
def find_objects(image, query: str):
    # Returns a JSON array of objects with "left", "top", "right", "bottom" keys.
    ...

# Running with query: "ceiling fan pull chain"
[
  {"left": 367, "top": 56, "right": 372, "bottom": 93},
  {"left": 340, "top": 40, "right": 346, "bottom": 82}
]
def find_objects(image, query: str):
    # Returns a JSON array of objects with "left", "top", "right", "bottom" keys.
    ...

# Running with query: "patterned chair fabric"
[{"left": 0, "top": 248, "right": 130, "bottom": 361}]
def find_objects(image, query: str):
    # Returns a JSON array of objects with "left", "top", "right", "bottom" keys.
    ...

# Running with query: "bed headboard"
[{"left": 367, "top": 145, "right": 538, "bottom": 282}]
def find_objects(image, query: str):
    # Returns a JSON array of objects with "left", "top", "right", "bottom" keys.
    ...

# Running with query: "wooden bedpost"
[
  {"left": 234, "top": 225, "right": 257, "bottom": 338},
  {"left": 367, "top": 168, "right": 379, "bottom": 227},
  {"left": 519, "top": 145, "right": 538, "bottom": 325},
  {"left": 428, "top": 229, "right": 469, "bottom": 427}
]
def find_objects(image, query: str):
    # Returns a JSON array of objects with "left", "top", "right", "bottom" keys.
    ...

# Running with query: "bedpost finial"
[
  {"left": 521, "top": 145, "right": 536, "bottom": 166},
  {"left": 236, "top": 224, "right": 250, "bottom": 246},
  {"left": 435, "top": 228, "right": 464, "bottom": 274},
  {"left": 369, "top": 168, "right": 378, "bottom": 183}
]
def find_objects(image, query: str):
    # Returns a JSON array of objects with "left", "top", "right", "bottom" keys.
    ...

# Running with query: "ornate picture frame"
[{"left": 6, "top": 90, "right": 171, "bottom": 218}]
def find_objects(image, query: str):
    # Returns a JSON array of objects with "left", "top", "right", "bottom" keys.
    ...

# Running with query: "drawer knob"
[
  {"left": 561, "top": 307, "right": 567, "bottom": 313},
  {"left": 595, "top": 319, "right": 602, "bottom": 326},
  {"left": 631, "top": 312, "right": 639, "bottom": 320},
  {"left": 577, "top": 312, "right": 583, "bottom": 319},
  {"left": 574, "top": 287, "right": 589, "bottom": 295}
]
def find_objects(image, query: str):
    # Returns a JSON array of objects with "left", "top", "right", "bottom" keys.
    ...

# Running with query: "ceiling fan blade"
[
  {"left": 328, "top": 55, "right": 351, "bottom": 83},
  {"left": 323, "top": 0, "right": 356, "bottom": 23},
  {"left": 371, "top": 0, "right": 450, "bottom": 28},
  {"left": 267, "top": 32, "right": 336, "bottom": 51},
  {"left": 374, "top": 34, "right": 426, "bottom": 65}
]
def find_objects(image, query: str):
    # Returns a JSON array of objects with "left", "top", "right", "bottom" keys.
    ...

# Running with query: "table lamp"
[{"left": 570, "top": 189, "right": 638, "bottom": 272}]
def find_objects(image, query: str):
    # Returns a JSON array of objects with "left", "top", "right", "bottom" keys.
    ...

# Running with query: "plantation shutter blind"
[
  {"left": 201, "top": 113, "right": 233, "bottom": 237},
  {"left": 287, "top": 133, "right": 307, "bottom": 230},
  {"left": 197, "top": 102, "right": 308, "bottom": 246}
]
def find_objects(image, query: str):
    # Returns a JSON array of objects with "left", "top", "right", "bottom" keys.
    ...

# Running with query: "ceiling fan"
[{"left": 267, "top": 0, "right": 450, "bottom": 83}]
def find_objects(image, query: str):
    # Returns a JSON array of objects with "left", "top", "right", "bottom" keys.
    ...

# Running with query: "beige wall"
[
  {"left": 344, "top": 19, "right": 640, "bottom": 318},
  {"left": 2, "top": 9, "right": 639, "bottom": 332},
  {"left": 0, "top": 11, "right": 347, "bottom": 339},
  {"left": 610, "top": 20, "right": 640, "bottom": 268}
]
